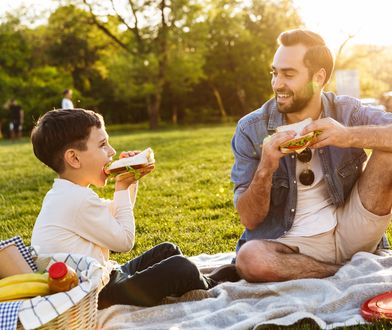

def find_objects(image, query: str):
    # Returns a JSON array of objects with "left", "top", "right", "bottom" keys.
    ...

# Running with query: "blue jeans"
[{"left": 98, "top": 242, "right": 214, "bottom": 308}]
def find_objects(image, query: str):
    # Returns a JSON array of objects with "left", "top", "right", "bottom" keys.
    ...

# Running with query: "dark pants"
[{"left": 98, "top": 242, "right": 214, "bottom": 309}]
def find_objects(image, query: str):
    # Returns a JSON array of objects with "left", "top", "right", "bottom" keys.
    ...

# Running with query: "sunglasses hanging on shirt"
[{"left": 297, "top": 147, "right": 315, "bottom": 186}]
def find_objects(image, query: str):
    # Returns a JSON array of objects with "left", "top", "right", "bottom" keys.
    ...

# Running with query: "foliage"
[{"left": 0, "top": 0, "right": 305, "bottom": 132}]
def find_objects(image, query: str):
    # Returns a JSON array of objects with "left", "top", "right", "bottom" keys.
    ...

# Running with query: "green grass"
[
  {"left": 1, "top": 124, "right": 391, "bottom": 329},
  {"left": 0, "top": 124, "right": 242, "bottom": 264},
  {"left": 1, "top": 125, "right": 391, "bottom": 265}
]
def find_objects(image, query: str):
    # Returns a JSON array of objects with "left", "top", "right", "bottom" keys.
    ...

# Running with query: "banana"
[
  {"left": 0, "top": 282, "right": 51, "bottom": 302},
  {"left": 0, "top": 272, "right": 48, "bottom": 288}
]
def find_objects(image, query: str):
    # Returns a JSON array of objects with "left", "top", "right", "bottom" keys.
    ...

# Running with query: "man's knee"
[
  {"left": 236, "top": 240, "right": 273, "bottom": 283},
  {"left": 365, "top": 150, "right": 392, "bottom": 177},
  {"left": 359, "top": 150, "right": 392, "bottom": 215}
]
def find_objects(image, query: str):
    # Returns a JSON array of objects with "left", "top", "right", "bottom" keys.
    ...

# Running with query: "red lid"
[
  {"left": 361, "top": 292, "right": 392, "bottom": 321},
  {"left": 48, "top": 262, "right": 68, "bottom": 279}
]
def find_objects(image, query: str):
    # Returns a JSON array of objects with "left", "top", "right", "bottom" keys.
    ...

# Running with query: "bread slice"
[{"left": 105, "top": 148, "right": 155, "bottom": 174}]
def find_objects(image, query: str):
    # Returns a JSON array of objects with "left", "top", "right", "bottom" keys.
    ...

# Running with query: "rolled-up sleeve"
[
  {"left": 354, "top": 106, "right": 392, "bottom": 125},
  {"left": 231, "top": 125, "right": 260, "bottom": 208}
]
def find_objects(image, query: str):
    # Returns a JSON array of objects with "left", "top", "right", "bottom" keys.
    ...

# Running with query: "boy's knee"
[
  {"left": 168, "top": 256, "right": 199, "bottom": 278},
  {"left": 156, "top": 242, "right": 182, "bottom": 256}
]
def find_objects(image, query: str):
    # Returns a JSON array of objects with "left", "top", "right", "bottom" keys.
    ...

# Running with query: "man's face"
[{"left": 271, "top": 44, "right": 315, "bottom": 114}]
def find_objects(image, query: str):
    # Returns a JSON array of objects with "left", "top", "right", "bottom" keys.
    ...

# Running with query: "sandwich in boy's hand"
[
  {"left": 277, "top": 118, "right": 321, "bottom": 154},
  {"left": 104, "top": 147, "right": 155, "bottom": 176}
]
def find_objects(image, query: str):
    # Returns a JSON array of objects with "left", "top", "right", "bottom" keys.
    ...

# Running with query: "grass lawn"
[
  {"left": 1, "top": 124, "right": 391, "bottom": 263},
  {"left": 0, "top": 124, "right": 242, "bottom": 264},
  {"left": 1, "top": 123, "right": 391, "bottom": 329}
]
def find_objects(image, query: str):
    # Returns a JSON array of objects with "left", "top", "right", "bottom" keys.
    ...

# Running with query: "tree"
[
  {"left": 0, "top": 15, "right": 74, "bottom": 130},
  {"left": 80, "top": 0, "right": 205, "bottom": 129},
  {"left": 201, "top": 0, "right": 302, "bottom": 118},
  {"left": 44, "top": 5, "right": 114, "bottom": 107}
]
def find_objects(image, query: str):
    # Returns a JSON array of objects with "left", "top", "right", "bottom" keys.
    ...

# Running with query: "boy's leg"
[
  {"left": 120, "top": 242, "right": 182, "bottom": 274},
  {"left": 335, "top": 150, "right": 392, "bottom": 263},
  {"left": 98, "top": 255, "right": 212, "bottom": 309}
]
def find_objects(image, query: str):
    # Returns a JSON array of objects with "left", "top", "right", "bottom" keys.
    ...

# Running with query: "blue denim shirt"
[{"left": 231, "top": 92, "right": 392, "bottom": 251}]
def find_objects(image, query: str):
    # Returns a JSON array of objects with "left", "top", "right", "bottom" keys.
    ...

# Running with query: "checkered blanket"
[
  {"left": 0, "top": 236, "right": 37, "bottom": 272},
  {"left": 0, "top": 236, "right": 37, "bottom": 330},
  {"left": 0, "top": 237, "right": 107, "bottom": 330}
]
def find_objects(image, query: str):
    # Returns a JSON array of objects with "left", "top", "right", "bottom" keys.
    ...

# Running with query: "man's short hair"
[
  {"left": 31, "top": 109, "right": 104, "bottom": 174},
  {"left": 278, "top": 29, "right": 334, "bottom": 85},
  {"left": 63, "top": 89, "right": 71, "bottom": 96}
]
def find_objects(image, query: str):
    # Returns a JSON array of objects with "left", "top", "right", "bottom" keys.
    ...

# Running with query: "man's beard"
[{"left": 275, "top": 82, "right": 314, "bottom": 114}]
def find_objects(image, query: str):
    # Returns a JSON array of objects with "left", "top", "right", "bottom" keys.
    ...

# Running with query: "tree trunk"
[
  {"left": 147, "top": 0, "right": 168, "bottom": 130},
  {"left": 212, "top": 85, "right": 227, "bottom": 119},
  {"left": 148, "top": 94, "right": 161, "bottom": 130},
  {"left": 172, "top": 105, "right": 178, "bottom": 124},
  {"left": 236, "top": 86, "right": 247, "bottom": 115}
]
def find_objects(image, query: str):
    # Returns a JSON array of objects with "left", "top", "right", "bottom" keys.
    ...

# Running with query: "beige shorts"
[{"left": 275, "top": 183, "right": 392, "bottom": 264}]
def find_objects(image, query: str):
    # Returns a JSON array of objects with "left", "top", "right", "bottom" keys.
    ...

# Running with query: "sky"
[{"left": 1, "top": 0, "right": 392, "bottom": 51}]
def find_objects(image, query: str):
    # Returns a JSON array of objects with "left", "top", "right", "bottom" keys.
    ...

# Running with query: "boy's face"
[{"left": 77, "top": 126, "right": 116, "bottom": 187}]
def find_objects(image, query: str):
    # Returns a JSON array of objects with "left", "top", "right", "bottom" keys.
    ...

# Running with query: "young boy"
[{"left": 30, "top": 109, "right": 219, "bottom": 308}]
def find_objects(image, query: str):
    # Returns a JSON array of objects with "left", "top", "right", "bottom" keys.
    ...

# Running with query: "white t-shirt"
[
  {"left": 31, "top": 179, "right": 137, "bottom": 264},
  {"left": 284, "top": 149, "right": 337, "bottom": 237},
  {"left": 61, "top": 98, "right": 74, "bottom": 109}
]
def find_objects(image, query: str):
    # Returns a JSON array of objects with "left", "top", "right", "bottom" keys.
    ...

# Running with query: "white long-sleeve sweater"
[{"left": 31, "top": 178, "right": 137, "bottom": 265}]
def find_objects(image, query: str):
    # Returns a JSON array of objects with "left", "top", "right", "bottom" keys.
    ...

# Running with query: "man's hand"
[
  {"left": 260, "top": 130, "right": 297, "bottom": 171},
  {"left": 302, "top": 118, "right": 351, "bottom": 149}
]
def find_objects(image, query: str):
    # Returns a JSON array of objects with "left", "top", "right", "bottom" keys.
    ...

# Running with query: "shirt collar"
[
  {"left": 266, "top": 99, "right": 285, "bottom": 134},
  {"left": 266, "top": 92, "right": 330, "bottom": 132}
]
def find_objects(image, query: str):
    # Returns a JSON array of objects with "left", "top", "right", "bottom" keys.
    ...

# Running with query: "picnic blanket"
[{"left": 97, "top": 250, "right": 392, "bottom": 330}]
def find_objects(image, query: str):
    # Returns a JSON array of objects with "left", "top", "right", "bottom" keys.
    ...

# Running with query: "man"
[
  {"left": 61, "top": 89, "right": 74, "bottom": 109},
  {"left": 231, "top": 29, "right": 392, "bottom": 282}
]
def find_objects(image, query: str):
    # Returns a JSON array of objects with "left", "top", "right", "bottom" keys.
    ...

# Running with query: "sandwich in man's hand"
[
  {"left": 277, "top": 118, "right": 321, "bottom": 154},
  {"left": 104, "top": 147, "right": 155, "bottom": 176}
]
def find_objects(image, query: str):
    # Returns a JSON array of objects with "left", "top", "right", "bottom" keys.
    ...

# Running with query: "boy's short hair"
[
  {"left": 31, "top": 109, "right": 104, "bottom": 174},
  {"left": 278, "top": 29, "right": 335, "bottom": 85},
  {"left": 63, "top": 89, "right": 71, "bottom": 96}
]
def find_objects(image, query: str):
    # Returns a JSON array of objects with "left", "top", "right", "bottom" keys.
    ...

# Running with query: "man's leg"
[
  {"left": 358, "top": 150, "right": 392, "bottom": 215},
  {"left": 235, "top": 240, "right": 339, "bottom": 282},
  {"left": 334, "top": 150, "right": 392, "bottom": 263}
]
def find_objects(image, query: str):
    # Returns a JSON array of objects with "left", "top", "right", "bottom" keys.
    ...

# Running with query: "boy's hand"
[
  {"left": 114, "top": 150, "right": 155, "bottom": 190},
  {"left": 119, "top": 151, "right": 140, "bottom": 159}
]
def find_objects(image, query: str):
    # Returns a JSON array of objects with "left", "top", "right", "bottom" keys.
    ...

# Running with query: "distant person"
[
  {"left": 231, "top": 29, "right": 392, "bottom": 283},
  {"left": 0, "top": 101, "right": 6, "bottom": 139},
  {"left": 61, "top": 89, "right": 74, "bottom": 109},
  {"left": 9, "top": 99, "right": 24, "bottom": 139}
]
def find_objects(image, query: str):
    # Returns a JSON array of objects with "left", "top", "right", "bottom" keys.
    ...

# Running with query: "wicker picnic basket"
[
  {"left": 15, "top": 253, "right": 103, "bottom": 330},
  {"left": 16, "top": 287, "right": 98, "bottom": 330}
]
